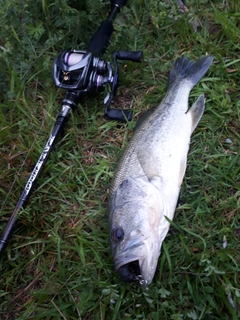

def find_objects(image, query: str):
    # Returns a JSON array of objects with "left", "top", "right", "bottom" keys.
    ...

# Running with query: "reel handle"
[{"left": 104, "top": 50, "right": 143, "bottom": 122}]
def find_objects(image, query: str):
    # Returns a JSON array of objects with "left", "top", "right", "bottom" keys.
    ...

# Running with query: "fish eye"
[{"left": 111, "top": 227, "right": 124, "bottom": 243}]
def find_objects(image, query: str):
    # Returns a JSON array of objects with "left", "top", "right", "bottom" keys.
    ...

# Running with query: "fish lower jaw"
[{"left": 135, "top": 275, "right": 149, "bottom": 291}]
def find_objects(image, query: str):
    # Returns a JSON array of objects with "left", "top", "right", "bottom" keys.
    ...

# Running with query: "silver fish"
[{"left": 108, "top": 55, "right": 213, "bottom": 287}]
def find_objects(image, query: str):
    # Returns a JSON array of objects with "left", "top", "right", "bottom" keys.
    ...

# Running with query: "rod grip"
[{"left": 87, "top": 20, "right": 114, "bottom": 56}]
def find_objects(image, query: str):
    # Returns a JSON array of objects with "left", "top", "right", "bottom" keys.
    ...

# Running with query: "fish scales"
[
  {"left": 112, "top": 85, "right": 191, "bottom": 190},
  {"left": 108, "top": 55, "right": 213, "bottom": 287}
]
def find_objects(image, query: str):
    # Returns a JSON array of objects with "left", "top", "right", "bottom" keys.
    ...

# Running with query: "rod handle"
[
  {"left": 111, "top": 0, "right": 127, "bottom": 7},
  {"left": 87, "top": 20, "right": 114, "bottom": 56}
]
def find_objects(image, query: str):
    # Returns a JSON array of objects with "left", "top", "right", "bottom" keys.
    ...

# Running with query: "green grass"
[{"left": 0, "top": 0, "right": 240, "bottom": 319}]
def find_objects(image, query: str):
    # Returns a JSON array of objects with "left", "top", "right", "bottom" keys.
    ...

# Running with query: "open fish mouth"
[
  {"left": 114, "top": 238, "right": 148, "bottom": 284},
  {"left": 117, "top": 260, "right": 141, "bottom": 283},
  {"left": 117, "top": 260, "right": 149, "bottom": 289}
]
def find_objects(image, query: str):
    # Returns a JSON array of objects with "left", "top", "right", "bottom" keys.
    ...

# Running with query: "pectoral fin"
[
  {"left": 178, "top": 156, "right": 187, "bottom": 187},
  {"left": 188, "top": 94, "right": 206, "bottom": 133}
]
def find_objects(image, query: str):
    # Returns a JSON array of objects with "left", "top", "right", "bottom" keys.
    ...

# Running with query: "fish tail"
[{"left": 168, "top": 55, "right": 213, "bottom": 89}]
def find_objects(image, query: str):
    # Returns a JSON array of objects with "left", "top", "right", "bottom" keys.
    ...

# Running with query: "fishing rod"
[{"left": 0, "top": 0, "right": 142, "bottom": 254}]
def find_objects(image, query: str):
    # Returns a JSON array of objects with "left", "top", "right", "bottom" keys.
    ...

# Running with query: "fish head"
[{"left": 109, "top": 177, "right": 168, "bottom": 287}]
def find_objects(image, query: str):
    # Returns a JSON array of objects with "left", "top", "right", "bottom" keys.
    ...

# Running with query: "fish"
[{"left": 108, "top": 55, "right": 213, "bottom": 288}]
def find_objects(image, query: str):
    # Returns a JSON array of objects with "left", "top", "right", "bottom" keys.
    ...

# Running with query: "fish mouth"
[
  {"left": 114, "top": 241, "right": 144, "bottom": 283},
  {"left": 113, "top": 237, "right": 150, "bottom": 286},
  {"left": 117, "top": 260, "right": 141, "bottom": 283},
  {"left": 117, "top": 260, "right": 149, "bottom": 289}
]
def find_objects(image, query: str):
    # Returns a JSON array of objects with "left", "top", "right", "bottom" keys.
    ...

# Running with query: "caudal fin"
[{"left": 168, "top": 55, "right": 213, "bottom": 89}]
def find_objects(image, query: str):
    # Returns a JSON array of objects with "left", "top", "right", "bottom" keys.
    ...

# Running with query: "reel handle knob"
[
  {"left": 115, "top": 51, "right": 143, "bottom": 62},
  {"left": 105, "top": 108, "right": 132, "bottom": 122}
]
